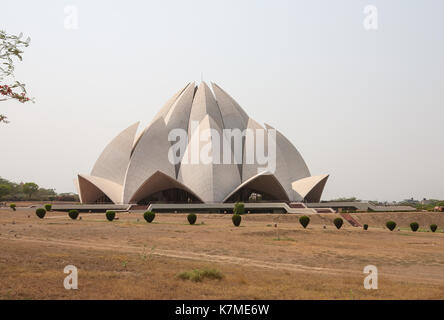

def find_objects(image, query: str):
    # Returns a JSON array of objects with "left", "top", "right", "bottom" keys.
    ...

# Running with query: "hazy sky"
[{"left": 1, "top": 0, "right": 443, "bottom": 201}]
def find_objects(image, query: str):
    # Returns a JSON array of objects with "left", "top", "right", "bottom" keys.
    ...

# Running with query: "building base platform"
[{"left": 52, "top": 202, "right": 334, "bottom": 214}]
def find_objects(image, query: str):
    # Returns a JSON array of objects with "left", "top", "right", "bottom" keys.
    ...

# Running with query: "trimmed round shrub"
[
  {"left": 232, "top": 214, "right": 242, "bottom": 227},
  {"left": 430, "top": 224, "right": 438, "bottom": 233},
  {"left": 9, "top": 203, "right": 16, "bottom": 211},
  {"left": 44, "top": 204, "right": 52, "bottom": 212},
  {"left": 68, "top": 209, "right": 79, "bottom": 220},
  {"left": 234, "top": 202, "right": 245, "bottom": 215},
  {"left": 386, "top": 221, "right": 396, "bottom": 231},
  {"left": 35, "top": 208, "right": 46, "bottom": 219},
  {"left": 363, "top": 224, "right": 368, "bottom": 230},
  {"left": 144, "top": 211, "right": 155, "bottom": 223},
  {"left": 333, "top": 217, "right": 343, "bottom": 230},
  {"left": 410, "top": 222, "right": 419, "bottom": 232},
  {"left": 187, "top": 213, "right": 197, "bottom": 225},
  {"left": 106, "top": 210, "right": 115, "bottom": 221},
  {"left": 299, "top": 216, "right": 310, "bottom": 229}
]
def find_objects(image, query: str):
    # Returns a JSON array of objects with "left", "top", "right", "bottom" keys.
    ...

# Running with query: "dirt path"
[
  {"left": 0, "top": 234, "right": 351, "bottom": 275},
  {"left": 2, "top": 234, "right": 443, "bottom": 285}
]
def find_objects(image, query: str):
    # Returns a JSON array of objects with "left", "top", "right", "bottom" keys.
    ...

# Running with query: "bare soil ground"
[{"left": 1, "top": 208, "right": 444, "bottom": 299}]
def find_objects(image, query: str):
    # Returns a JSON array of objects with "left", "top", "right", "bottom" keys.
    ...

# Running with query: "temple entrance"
[
  {"left": 225, "top": 188, "right": 278, "bottom": 203},
  {"left": 95, "top": 194, "right": 113, "bottom": 204},
  {"left": 223, "top": 173, "right": 290, "bottom": 203},
  {"left": 137, "top": 188, "right": 201, "bottom": 205}
]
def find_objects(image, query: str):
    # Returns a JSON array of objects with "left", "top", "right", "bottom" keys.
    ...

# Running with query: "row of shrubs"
[
  {"left": 141, "top": 211, "right": 243, "bottom": 227},
  {"left": 32, "top": 206, "right": 246, "bottom": 227},
  {"left": 299, "top": 216, "right": 344, "bottom": 229},
  {"left": 31, "top": 205, "right": 440, "bottom": 233},
  {"left": 32, "top": 208, "right": 332, "bottom": 231},
  {"left": 385, "top": 220, "right": 438, "bottom": 232},
  {"left": 34, "top": 205, "right": 57, "bottom": 219},
  {"left": 300, "top": 217, "right": 440, "bottom": 232},
  {"left": 34, "top": 207, "right": 81, "bottom": 220},
  {"left": 32, "top": 208, "right": 245, "bottom": 228}
]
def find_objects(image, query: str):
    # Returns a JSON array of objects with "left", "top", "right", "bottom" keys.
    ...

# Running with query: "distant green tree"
[
  {"left": 328, "top": 197, "right": 358, "bottom": 202},
  {"left": 22, "top": 182, "right": 38, "bottom": 199},
  {"left": 0, "top": 176, "right": 79, "bottom": 201},
  {"left": 38, "top": 187, "right": 56, "bottom": 196},
  {"left": 0, "top": 184, "right": 12, "bottom": 198},
  {"left": 56, "top": 193, "right": 79, "bottom": 202}
]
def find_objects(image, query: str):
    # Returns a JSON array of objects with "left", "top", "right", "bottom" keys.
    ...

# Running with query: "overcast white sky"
[{"left": 0, "top": 0, "right": 443, "bottom": 201}]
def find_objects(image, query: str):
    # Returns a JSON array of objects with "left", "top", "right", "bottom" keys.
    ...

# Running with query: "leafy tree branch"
[{"left": 0, "top": 30, "right": 33, "bottom": 123}]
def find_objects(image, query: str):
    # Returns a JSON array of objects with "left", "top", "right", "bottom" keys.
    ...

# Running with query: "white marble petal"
[{"left": 91, "top": 122, "right": 139, "bottom": 185}]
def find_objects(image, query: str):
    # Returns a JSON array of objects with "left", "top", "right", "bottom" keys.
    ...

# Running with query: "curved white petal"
[
  {"left": 91, "top": 122, "right": 139, "bottom": 185},
  {"left": 241, "top": 118, "right": 268, "bottom": 182},
  {"left": 178, "top": 115, "right": 241, "bottom": 202},
  {"left": 264, "top": 123, "right": 311, "bottom": 201},
  {"left": 132, "top": 83, "right": 190, "bottom": 153},
  {"left": 164, "top": 83, "right": 195, "bottom": 131},
  {"left": 188, "top": 82, "right": 224, "bottom": 137},
  {"left": 266, "top": 124, "right": 311, "bottom": 181},
  {"left": 152, "top": 83, "right": 190, "bottom": 122},
  {"left": 223, "top": 170, "right": 289, "bottom": 202},
  {"left": 123, "top": 117, "right": 175, "bottom": 203},
  {"left": 128, "top": 170, "right": 203, "bottom": 203},
  {"left": 78, "top": 174, "right": 123, "bottom": 204},
  {"left": 211, "top": 82, "right": 248, "bottom": 131},
  {"left": 291, "top": 174, "right": 329, "bottom": 202},
  {"left": 164, "top": 82, "right": 196, "bottom": 176}
]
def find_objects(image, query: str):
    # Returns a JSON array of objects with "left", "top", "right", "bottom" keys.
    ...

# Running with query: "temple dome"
[{"left": 75, "top": 82, "right": 328, "bottom": 204}]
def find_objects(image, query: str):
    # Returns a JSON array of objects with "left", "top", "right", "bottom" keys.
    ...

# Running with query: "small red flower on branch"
[{"left": 0, "top": 84, "right": 31, "bottom": 102}]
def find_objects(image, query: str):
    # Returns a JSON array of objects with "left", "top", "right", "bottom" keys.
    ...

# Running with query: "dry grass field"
[{"left": 1, "top": 207, "right": 444, "bottom": 299}]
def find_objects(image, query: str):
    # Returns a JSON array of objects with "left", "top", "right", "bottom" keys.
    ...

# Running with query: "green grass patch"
[{"left": 176, "top": 268, "right": 223, "bottom": 282}]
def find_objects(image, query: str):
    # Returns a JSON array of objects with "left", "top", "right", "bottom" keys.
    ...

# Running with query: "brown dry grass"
[{"left": 1, "top": 208, "right": 444, "bottom": 299}]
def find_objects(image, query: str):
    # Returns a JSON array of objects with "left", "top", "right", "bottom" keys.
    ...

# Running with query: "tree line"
[{"left": 0, "top": 176, "right": 78, "bottom": 202}]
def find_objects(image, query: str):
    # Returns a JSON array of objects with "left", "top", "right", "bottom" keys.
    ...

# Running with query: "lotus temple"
[{"left": 72, "top": 82, "right": 330, "bottom": 213}]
